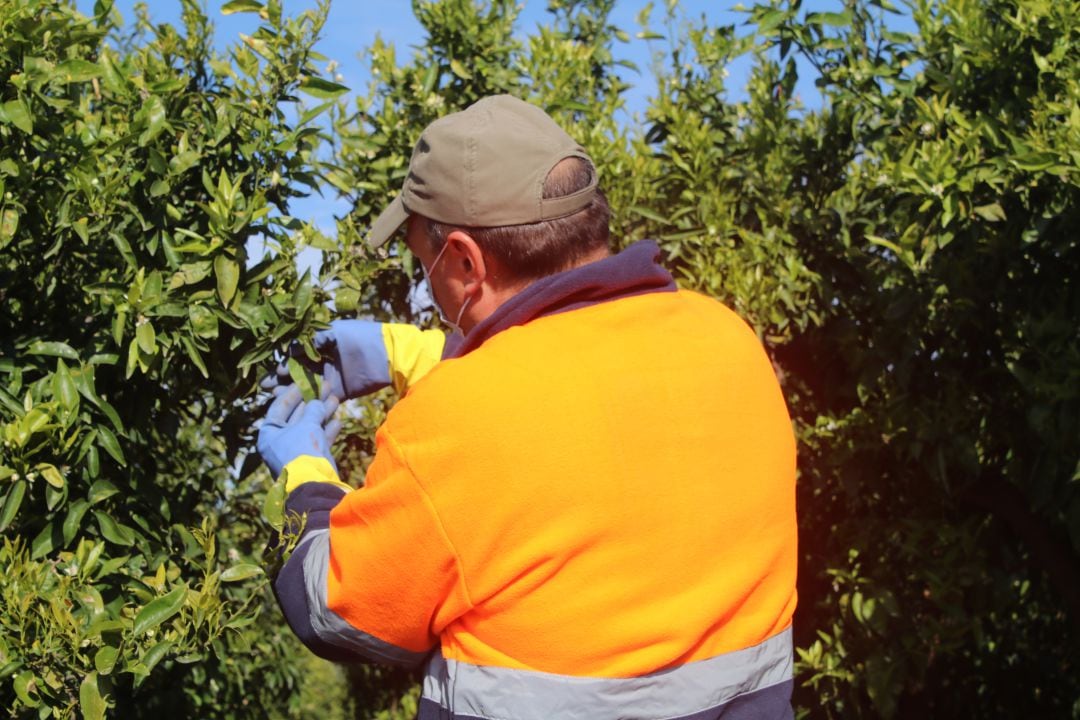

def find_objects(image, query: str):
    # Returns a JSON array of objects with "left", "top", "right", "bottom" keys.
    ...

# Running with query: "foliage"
[
  {"left": 0, "top": 0, "right": 349, "bottom": 716},
  {"left": 738, "top": 0, "right": 1080, "bottom": 715}
]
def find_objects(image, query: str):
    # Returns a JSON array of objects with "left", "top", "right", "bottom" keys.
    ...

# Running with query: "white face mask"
[{"left": 422, "top": 241, "right": 472, "bottom": 335}]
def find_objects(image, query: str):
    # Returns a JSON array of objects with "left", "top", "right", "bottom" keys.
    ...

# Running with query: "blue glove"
[
  {"left": 262, "top": 320, "right": 391, "bottom": 401},
  {"left": 257, "top": 384, "right": 342, "bottom": 478}
]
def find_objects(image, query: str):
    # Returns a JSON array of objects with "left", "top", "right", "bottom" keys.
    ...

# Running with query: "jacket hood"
[{"left": 444, "top": 240, "right": 676, "bottom": 359}]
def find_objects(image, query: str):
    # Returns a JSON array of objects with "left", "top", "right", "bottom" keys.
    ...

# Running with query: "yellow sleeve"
[
  {"left": 281, "top": 456, "right": 352, "bottom": 495},
  {"left": 381, "top": 323, "right": 446, "bottom": 395}
]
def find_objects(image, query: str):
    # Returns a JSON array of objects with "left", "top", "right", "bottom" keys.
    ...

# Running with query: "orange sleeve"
[{"left": 324, "top": 426, "right": 473, "bottom": 654}]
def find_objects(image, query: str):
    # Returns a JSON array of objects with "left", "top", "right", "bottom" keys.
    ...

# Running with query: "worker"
[{"left": 257, "top": 94, "right": 798, "bottom": 719}]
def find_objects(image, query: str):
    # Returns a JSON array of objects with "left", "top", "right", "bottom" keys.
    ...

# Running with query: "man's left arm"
[{"left": 263, "top": 321, "right": 446, "bottom": 401}]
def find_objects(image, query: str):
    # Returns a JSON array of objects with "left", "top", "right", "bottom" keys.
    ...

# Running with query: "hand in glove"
[
  {"left": 262, "top": 320, "right": 390, "bottom": 401},
  {"left": 257, "top": 384, "right": 341, "bottom": 479},
  {"left": 262, "top": 320, "right": 446, "bottom": 400}
]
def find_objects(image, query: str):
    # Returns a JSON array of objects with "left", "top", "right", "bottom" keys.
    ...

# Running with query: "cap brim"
[{"left": 366, "top": 195, "right": 410, "bottom": 248}]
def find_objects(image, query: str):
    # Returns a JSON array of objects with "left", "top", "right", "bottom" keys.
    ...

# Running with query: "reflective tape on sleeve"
[{"left": 302, "top": 529, "right": 430, "bottom": 666}]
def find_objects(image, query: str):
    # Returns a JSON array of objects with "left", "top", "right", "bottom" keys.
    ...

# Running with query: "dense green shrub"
[{"left": 0, "top": 0, "right": 356, "bottom": 716}]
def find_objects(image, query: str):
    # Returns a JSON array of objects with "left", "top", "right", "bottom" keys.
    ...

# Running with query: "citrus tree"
[
  {"left": 738, "top": 0, "right": 1079, "bottom": 715},
  {"left": 0, "top": 0, "right": 358, "bottom": 716}
]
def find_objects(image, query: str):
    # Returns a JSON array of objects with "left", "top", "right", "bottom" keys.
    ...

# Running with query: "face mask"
[{"left": 422, "top": 242, "right": 472, "bottom": 335}]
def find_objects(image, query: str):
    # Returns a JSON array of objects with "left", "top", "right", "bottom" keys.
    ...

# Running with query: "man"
[{"left": 258, "top": 95, "right": 798, "bottom": 719}]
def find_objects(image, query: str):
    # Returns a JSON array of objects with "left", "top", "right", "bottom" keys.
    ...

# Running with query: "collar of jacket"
[{"left": 443, "top": 239, "right": 677, "bottom": 360}]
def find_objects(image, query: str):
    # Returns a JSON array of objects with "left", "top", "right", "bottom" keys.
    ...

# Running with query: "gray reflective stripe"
[
  {"left": 422, "top": 627, "right": 793, "bottom": 720},
  {"left": 302, "top": 529, "right": 430, "bottom": 666}
]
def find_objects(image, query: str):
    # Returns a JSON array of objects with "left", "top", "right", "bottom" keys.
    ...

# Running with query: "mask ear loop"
[
  {"left": 422, "top": 240, "right": 474, "bottom": 335},
  {"left": 422, "top": 240, "right": 451, "bottom": 278},
  {"left": 449, "top": 294, "right": 473, "bottom": 335}
]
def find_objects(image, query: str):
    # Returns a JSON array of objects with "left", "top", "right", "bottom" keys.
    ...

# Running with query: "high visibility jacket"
[{"left": 274, "top": 241, "right": 798, "bottom": 719}]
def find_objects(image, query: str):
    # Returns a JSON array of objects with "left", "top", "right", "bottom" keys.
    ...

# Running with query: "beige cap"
[{"left": 366, "top": 95, "right": 598, "bottom": 248}]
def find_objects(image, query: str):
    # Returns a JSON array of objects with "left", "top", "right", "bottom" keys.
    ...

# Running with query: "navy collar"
[{"left": 444, "top": 240, "right": 676, "bottom": 359}]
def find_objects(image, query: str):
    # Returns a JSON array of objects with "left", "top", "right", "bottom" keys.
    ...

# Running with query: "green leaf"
[
  {"left": 96, "top": 425, "right": 126, "bottom": 465},
  {"left": 126, "top": 338, "right": 139, "bottom": 378},
  {"left": 0, "top": 99, "right": 33, "bottom": 134},
  {"left": 72, "top": 217, "right": 89, "bottom": 243},
  {"left": 97, "top": 46, "right": 127, "bottom": 92},
  {"left": 755, "top": 8, "right": 787, "bottom": 34},
  {"left": 1011, "top": 152, "right": 1055, "bottom": 171},
  {"left": 94, "top": 511, "right": 135, "bottom": 546},
  {"left": 237, "top": 343, "right": 274, "bottom": 371},
  {"left": 13, "top": 671, "right": 39, "bottom": 708},
  {"left": 141, "top": 640, "right": 174, "bottom": 673},
  {"left": 335, "top": 287, "right": 360, "bottom": 313},
  {"left": 852, "top": 591, "right": 865, "bottom": 622},
  {"left": 0, "top": 208, "right": 18, "bottom": 247},
  {"left": 170, "top": 261, "right": 213, "bottom": 289},
  {"left": 38, "top": 463, "right": 64, "bottom": 489},
  {"left": 180, "top": 334, "right": 209, "bottom": 379},
  {"left": 220, "top": 563, "right": 263, "bottom": 582},
  {"left": 136, "top": 321, "right": 157, "bottom": 355},
  {"left": 808, "top": 11, "right": 852, "bottom": 26},
  {"left": 27, "top": 341, "right": 79, "bottom": 360},
  {"left": 214, "top": 255, "right": 240, "bottom": 306},
  {"left": 973, "top": 203, "right": 1006, "bottom": 222},
  {"left": 86, "top": 444, "right": 100, "bottom": 478},
  {"left": 221, "top": 0, "right": 264, "bottom": 14},
  {"left": 293, "top": 268, "right": 312, "bottom": 309},
  {"left": 628, "top": 205, "right": 669, "bottom": 224},
  {"left": 63, "top": 499, "right": 90, "bottom": 544},
  {"left": 449, "top": 59, "right": 473, "bottom": 80},
  {"left": 262, "top": 480, "right": 285, "bottom": 530},
  {"left": 287, "top": 357, "right": 322, "bottom": 401},
  {"left": 421, "top": 64, "right": 439, "bottom": 94},
  {"left": 31, "top": 520, "right": 61, "bottom": 559},
  {"left": 866, "top": 234, "right": 902, "bottom": 255},
  {"left": 138, "top": 96, "right": 168, "bottom": 146},
  {"left": 56, "top": 59, "right": 101, "bottom": 83},
  {"left": 111, "top": 233, "right": 138, "bottom": 270},
  {"left": 79, "top": 671, "right": 107, "bottom": 720},
  {"left": 0, "top": 480, "right": 26, "bottom": 531},
  {"left": 189, "top": 305, "right": 219, "bottom": 339},
  {"left": 53, "top": 360, "right": 79, "bottom": 409},
  {"left": 93, "top": 646, "right": 119, "bottom": 675},
  {"left": 0, "top": 386, "right": 23, "bottom": 417},
  {"left": 132, "top": 586, "right": 187, "bottom": 635},
  {"left": 321, "top": 168, "right": 355, "bottom": 195},
  {"left": 298, "top": 76, "right": 350, "bottom": 99},
  {"left": 91, "top": 395, "right": 123, "bottom": 433},
  {"left": 93, "top": 555, "right": 130, "bottom": 581},
  {"left": 298, "top": 100, "right": 335, "bottom": 127},
  {"left": 88, "top": 479, "right": 119, "bottom": 505}
]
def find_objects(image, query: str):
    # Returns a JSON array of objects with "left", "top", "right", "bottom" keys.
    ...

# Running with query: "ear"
[{"left": 445, "top": 229, "right": 487, "bottom": 294}]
